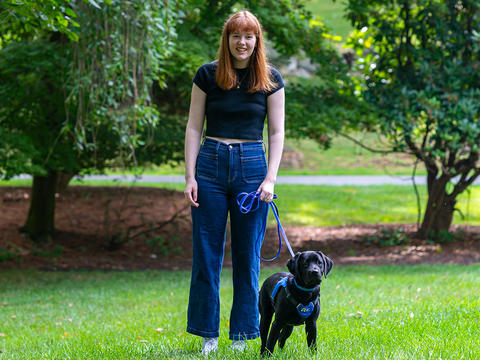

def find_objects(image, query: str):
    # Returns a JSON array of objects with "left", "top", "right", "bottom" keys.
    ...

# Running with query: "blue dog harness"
[{"left": 271, "top": 277, "right": 318, "bottom": 319}]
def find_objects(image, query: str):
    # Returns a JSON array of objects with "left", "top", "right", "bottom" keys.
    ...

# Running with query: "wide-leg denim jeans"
[{"left": 187, "top": 138, "right": 268, "bottom": 340}]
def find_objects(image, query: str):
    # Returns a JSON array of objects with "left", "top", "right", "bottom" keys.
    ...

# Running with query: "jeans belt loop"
[
  {"left": 239, "top": 143, "right": 244, "bottom": 156},
  {"left": 215, "top": 140, "right": 221, "bottom": 154}
]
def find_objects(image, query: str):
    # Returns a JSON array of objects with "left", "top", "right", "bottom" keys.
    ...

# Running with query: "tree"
[
  {"left": 0, "top": 0, "right": 181, "bottom": 241},
  {"left": 345, "top": 0, "right": 480, "bottom": 238}
]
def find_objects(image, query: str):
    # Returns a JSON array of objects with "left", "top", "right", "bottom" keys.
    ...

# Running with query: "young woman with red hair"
[{"left": 184, "top": 10, "right": 285, "bottom": 355}]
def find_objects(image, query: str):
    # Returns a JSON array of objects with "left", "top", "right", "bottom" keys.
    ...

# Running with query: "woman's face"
[{"left": 228, "top": 30, "right": 257, "bottom": 68}]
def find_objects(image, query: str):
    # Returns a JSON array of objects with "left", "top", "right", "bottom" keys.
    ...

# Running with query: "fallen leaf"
[
  {"left": 155, "top": 328, "right": 164, "bottom": 333},
  {"left": 68, "top": 303, "right": 74, "bottom": 307},
  {"left": 0, "top": 334, "right": 5, "bottom": 337},
  {"left": 336, "top": 285, "right": 341, "bottom": 289},
  {"left": 11, "top": 315, "right": 16, "bottom": 319},
  {"left": 349, "top": 300, "right": 355, "bottom": 304},
  {"left": 139, "top": 340, "right": 148, "bottom": 343},
  {"left": 55, "top": 322, "right": 62, "bottom": 326}
]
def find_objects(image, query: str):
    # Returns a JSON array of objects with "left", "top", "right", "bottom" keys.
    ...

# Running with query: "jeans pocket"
[
  {"left": 196, "top": 151, "right": 218, "bottom": 180},
  {"left": 241, "top": 155, "right": 267, "bottom": 184}
]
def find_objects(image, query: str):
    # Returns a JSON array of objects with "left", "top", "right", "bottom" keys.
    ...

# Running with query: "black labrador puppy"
[{"left": 258, "top": 251, "right": 333, "bottom": 355}]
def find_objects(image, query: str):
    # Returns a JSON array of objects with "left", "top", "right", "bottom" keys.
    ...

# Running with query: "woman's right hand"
[{"left": 184, "top": 178, "right": 199, "bottom": 207}]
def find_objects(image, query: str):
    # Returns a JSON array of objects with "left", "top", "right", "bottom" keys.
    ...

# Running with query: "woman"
[{"left": 184, "top": 10, "right": 285, "bottom": 355}]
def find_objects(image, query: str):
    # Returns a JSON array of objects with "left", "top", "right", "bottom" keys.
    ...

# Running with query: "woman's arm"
[
  {"left": 184, "top": 83, "right": 207, "bottom": 207},
  {"left": 258, "top": 87, "right": 285, "bottom": 202}
]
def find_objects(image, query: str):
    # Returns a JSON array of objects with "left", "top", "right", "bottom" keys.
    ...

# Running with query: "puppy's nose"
[{"left": 309, "top": 268, "right": 320, "bottom": 276}]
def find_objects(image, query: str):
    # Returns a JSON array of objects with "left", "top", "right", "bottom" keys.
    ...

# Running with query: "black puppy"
[{"left": 258, "top": 251, "right": 333, "bottom": 355}]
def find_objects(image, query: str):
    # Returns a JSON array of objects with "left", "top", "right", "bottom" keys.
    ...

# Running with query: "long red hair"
[{"left": 216, "top": 10, "right": 276, "bottom": 93}]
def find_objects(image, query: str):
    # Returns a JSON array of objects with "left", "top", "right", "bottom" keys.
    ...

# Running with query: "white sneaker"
[
  {"left": 231, "top": 340, "right": 246, "bottom": 351},
  {"left": 201, "top": 337, "right": 218, "bottom": 356}
]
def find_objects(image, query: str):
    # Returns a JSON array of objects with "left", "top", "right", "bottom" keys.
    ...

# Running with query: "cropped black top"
[{"left": 193, "top": 62, "right": 284, "bottom": 140}]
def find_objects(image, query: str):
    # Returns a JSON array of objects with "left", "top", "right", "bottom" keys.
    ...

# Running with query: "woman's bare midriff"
[{"left": 206, "top": 136, "right": 261, "bottom": 144}]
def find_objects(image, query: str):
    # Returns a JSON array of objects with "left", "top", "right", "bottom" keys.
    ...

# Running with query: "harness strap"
[{"left": 271, "top": 277, "right": 318, "bottom": 319}]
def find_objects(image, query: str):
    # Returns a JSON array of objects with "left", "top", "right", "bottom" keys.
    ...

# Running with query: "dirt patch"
[{"left": 0, "top": 186, "right": 479, "bottom": 271}]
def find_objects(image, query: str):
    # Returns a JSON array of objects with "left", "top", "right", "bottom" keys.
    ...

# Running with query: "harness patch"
[
  {"left": 271, "top": 277, "right": 315, "bottom": 319},
  {"left": 296, "top": 302, "right": 314, "bottom": 318}
]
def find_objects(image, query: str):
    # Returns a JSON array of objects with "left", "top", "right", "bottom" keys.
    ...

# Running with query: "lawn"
[
  {"left": 2, "top": 180, "right": 479, "bottom": 227},
  {"left": 305, "top": 0, "right": 353, "bottom": 41},
  {"left": 1, "top": 266, "right": 479, "bottom": 359}
]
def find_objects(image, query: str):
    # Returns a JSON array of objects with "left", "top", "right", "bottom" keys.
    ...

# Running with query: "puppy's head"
[{"left": 287, "top": 251, "right": 333, "bottom": 288}]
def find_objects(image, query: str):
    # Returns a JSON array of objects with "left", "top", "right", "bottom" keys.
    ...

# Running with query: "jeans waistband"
[{"left": 203, "top": 138, "right": 264, "bottom": 151}]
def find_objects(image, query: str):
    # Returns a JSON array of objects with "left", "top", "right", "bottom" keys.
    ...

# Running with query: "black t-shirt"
[{"left": 193, "top": 62, "right": 284, "bottom": 140}]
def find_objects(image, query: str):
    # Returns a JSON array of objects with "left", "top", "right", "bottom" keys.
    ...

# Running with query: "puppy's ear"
[
  {"left": 317, "top": 251, "right": 334, "bottom": 278},
  {"left": 287, "top": 252, "right": 301, "bottom": 275}
]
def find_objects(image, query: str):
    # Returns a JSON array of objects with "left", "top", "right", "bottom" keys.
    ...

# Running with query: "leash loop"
[{"left": 236, "top": 191, "right": 295, "bottom": 261}]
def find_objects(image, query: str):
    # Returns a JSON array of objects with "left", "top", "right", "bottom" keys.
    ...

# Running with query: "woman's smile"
[{"left": 229, "top": 31, "right": 256, "bottom": 68}]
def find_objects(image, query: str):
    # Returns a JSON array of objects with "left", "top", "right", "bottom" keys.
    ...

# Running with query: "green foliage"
[
  {"left": 32, "top": 245, "right": 64, "bottom": 258},
  {"left": 427, "top": 229, "right": 455, "bottom": 245},
  {"left": 285, "top": 76, "right": 375, "bottom": 148},
  {"left": 365, "top": 228, "right": 410, "bottom": 247},
  {"left": 0, "top": 40, "right": 78, "bottom": 177},
  {"left": 345, "top": 0, "right": 480, "bottom": 235},
  {"left": 0, "top": 0, "right": 81, "bottom": 43},
  {"left": 146, "top": 235, "right": 182, "bottom": 256},
  {"left": 68, "top": 0, "right": 183, "bottom": 170},
  {"left": 0, "top": 0, "right": 183, "bottom": 179},
  {"left": 0, "top": 248, "right": 20, "bottom": 263}
]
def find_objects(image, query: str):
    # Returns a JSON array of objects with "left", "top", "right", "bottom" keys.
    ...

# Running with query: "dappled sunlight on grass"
[
  {"left": 273, "top": 185, "right": 480, "bottom": 226},
  {"left": 0, "top": 266, "right": 479, "bottom": 359}
]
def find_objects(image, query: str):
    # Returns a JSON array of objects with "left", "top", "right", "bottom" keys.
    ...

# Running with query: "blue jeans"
[{"left": 187, "top": 138, "right": 268, "bottom": 340}]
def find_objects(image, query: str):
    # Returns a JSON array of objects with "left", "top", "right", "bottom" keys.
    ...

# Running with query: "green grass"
[
  {"left": 305, "top": 0, "right": 353, "bottom": 41},
  {"left": 0, "top": 266, "right": 479, "bottom": 359},
  {"left": 272, "top": 184, "right": 480, "bottom": 226},
  {"left": 2, "top": 181, "right": 479, "bottom": 226},
  {"left": 280, "top": 135, "right": 426, "bottom": 175}
]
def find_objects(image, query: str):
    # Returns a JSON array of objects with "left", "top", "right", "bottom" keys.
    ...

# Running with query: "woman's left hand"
[{"left": 257, "top": 178, "right": 275, "bottom": 203}]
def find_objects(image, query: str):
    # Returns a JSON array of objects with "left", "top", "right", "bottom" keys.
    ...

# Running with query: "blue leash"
[{"left": 236, "top": 191, "right": 295, "bottom": 262}]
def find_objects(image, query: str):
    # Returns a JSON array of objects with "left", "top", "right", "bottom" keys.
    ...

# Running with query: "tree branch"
[
  {"left": 337, "top": 132, "right": 395, "bottom": 154},
  {"left": 126, "top": 203, "right": 190, "bottom": 241}
]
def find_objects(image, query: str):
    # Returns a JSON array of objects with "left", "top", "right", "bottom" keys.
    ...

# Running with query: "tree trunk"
[
  {"left": 56, "top": 172, "right": 75, "bottom": 194},
  {"left": 22, "top": 172, "right": 58, "bottom": 242},
  {"left": 418, "top": 172, "right": 456, "bottom": 239}
]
